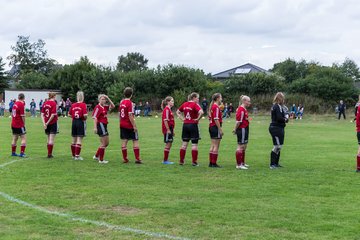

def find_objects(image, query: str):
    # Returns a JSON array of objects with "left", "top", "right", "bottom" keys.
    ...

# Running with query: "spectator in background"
[
  {"left": 135, "top": 101, "right": 143, "bottom": 117},
  {"left": 290, "top": 104, "right": 297, "bottom": 119},
  {"left": 228, "top": 103, "right": 234, "bottom": 118},
  {"left": 9, "top": 99, "right": 15, "bottom": 118},
  {"left": 39, "top": 99, "right": 43, "bottom": 112},
  {"left": 222, "top": 103, "right": 229, "bottom": 119},
  {"left": 296, "top": 104, "right": 304, "bottom": 120},
  {"left": 65, "top": 98, "right": 72, "bottom": 117},
  {"left": 144, "top": 101, "right": 151, "bottom": 116},
  {"left": 201, "top": 97, "right": 208, "bottom": 116},
  {"left": 0, "top": 100, "right": 5, "bottom": 117},
  {"left": 338, "top": 100, "right": 346, "bottom": 120},
  {"left": 30, "top": 99, "right": 36, "bottom": 117}
]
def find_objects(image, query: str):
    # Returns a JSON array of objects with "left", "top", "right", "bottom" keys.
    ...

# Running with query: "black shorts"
[
  {"left": 120, "top": 127, "right": 138, "bottom": 140},
  {"left": 209, "top": 125, "right": 222, "bottom": 139},
  {"left": 164, "top": 127, "right": 174, "bottom": 143},
  {"left": 45, "top": 123, "right": 59, "bottom": 135},
  {"left": 182, "top": 123, "right": 200, "bottom": 144},
  {"left": 12, "top": 127, "right": 26, "bottom": 136},
  {"left": 236, "top": 127, "right": 249, "bottom": 144},
  {"left": 269, "top": 125, "right": 284, "bottom": 146},
  {"left": 72, "top": 119, "right": 86, "bottom": 137},
  {"left": 97, "top": 122, "right": 108, "bottom": 137},
  {"left": 357, "top": 132, "right": 360, "bottom": 144}
]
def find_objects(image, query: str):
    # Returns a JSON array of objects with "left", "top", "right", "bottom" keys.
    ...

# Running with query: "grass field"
[{"left": 0, "top": 113, "right": 359, "bottom": 240}]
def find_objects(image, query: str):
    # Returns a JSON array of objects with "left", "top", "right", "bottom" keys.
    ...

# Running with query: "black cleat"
[{"left": 47, "top": 155, "right": 54, "bottom": 158}]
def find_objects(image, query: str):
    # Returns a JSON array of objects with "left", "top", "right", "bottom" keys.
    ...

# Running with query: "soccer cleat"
[
  {"left": 275, "top": 164, "right": 283, "bottom": 168},
  {"left": 11, "top": 153, "right": 18, "bottom": 157},
  {"left": 163, "top": 161, "right": 174, "bottom": 165},
  {"left": 93, "top": 155, "right": 99, "bottom": 161},
  {"left": 47, "top": 155, "right": 54, "bottom": 158},
  {"left": 243, "top": 163, "right": 250, "bottom": 167},
  {"left": 270, "top": 165, "right": 277, "bottom": 169},
  {"left": 135, "top": 160, "right": 143, "bottom": 164},
  {"left": 236, "top": 164, "right": 248, "bottom": 170},
  {"left": 210, "top": 163, "right": 222, "bottom": 168},
  {"left": 98, "top": 160, "right": 109, "bottom": 164},
  {"left": 19, "top": 153, "right": 28, "bottom": 158},
  {"left": 74, "top": 156, "right": 83, "bottom": 161},
  {"left": 356, "top": 169, "right": 360, "bottom": 172},
  {"left": 192, "top": 162, "right": 199, "bottom": 167},
  {"left": 179, "top": 162, "right": 184, "bottom": 166},
  {"left": 123, "top": 159, "right": 129, "bottom": 163}
]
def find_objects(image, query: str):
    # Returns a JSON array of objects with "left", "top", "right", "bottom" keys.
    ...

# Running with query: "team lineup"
[{"left": 9, "top": 87, "right": 298, "bottom": 170}]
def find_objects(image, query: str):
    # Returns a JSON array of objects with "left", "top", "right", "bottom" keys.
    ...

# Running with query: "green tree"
[
  {"left": 0, "top": 57, "right": 9, "bottom": 91},
  {"left": 116, "top": 52, "right": 148, "bottom": 72},
  {"left": 7, "top": 35, "right": 56, "bottom": 75},
  {"left": 333, "top": 58, "right": 360, "bottom": 82}
]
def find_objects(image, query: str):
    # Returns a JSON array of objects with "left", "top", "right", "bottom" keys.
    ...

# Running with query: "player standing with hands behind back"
[
  {"left": 11, "top": 93, "right": 27, "bottom": 157},
  {"left": 176, "top": 92, "right": 203, "bottom": 166},
  {"left": 208, "top": 93, "right": 223, "bottom": 168},
  {"left": 161, "top": 96, "right": 175, "bottom": 164},
  {"left": 119, "top": 87, "right": 142, "bottom": 164},
  {"left": 269, "top": 92, "right": 289, "bottom": 169},
  {"left": 41, "top": 92, "right": 59, "bottom": 158}
]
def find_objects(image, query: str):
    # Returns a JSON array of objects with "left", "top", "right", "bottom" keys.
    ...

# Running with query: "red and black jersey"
[
  {"left": 11, "top": 101, "right": 25, "bottom": 128},
  {"left": 92, "top": 104, "right": 109, "bottom": 124},
  {"left": 119, "top": 99, "right": 134, "bottom": 129},
  {"left": 42, "top": 100, "right": 58, "bottom": 125},
  {"left": 69, "top": 102, "right": 88, "bottom": 121},
  {"left": 356, "top": 105, "right": 360, "bottom": 132},
  {"left": 162, "top": 106, "right": 175, "bottom": 134},
  {"left": 178, "top": 101, "right": 202, "bottom": 124},
  {"left": 209, "top": 103, "right": 222, "bottom": 127},
  {"left": 236, "top": 106, "right": 249, "bottom": 128}
]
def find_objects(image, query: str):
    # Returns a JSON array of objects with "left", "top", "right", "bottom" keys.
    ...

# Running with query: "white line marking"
[{"left": 0, "top": 158, "right": 190, "bottom": 240}]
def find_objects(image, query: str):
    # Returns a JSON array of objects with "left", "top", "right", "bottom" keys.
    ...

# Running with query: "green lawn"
[{"left": 0, "top": 114, "right": 359, "bottom": 240}]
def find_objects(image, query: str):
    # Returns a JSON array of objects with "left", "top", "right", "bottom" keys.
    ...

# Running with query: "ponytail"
[
  {"left": 208, "top": 93, "right": 222, "bottom": 114},
  {"left": 162, "top": 96, "right": 173, "bottom": 110}
]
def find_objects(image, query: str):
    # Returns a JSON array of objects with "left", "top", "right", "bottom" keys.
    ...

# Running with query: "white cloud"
[{"left": 0, "top": 0, "right": 359, "bottom": 73}]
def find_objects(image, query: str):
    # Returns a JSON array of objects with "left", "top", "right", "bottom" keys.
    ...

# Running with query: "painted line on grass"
[{"left": 0, "top": 157, "right": 191, "bottom": 240}]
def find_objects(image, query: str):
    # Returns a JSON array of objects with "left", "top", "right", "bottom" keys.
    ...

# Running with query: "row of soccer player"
[{"left": 9, "top": 88, "right": 289, "bottom": 169}]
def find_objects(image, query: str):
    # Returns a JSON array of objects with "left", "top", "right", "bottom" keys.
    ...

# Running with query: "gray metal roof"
[{"left": 212, "top": 63, "right": 270, "bottom": 79}]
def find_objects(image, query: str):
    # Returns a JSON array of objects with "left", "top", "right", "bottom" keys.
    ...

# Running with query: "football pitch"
[{"left": 0, "top": 114, "right": 359, "bottom": 239}]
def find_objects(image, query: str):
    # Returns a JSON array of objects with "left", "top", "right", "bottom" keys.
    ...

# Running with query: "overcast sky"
[{"left": 1, "top": 0, "right": 359, "bottom": 74}]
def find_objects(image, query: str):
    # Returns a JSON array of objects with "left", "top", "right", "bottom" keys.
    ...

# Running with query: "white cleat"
[
  {"left": 74, "top": 156, "right": 83, "bottom": 161},
  {"left": 236, "top": 164, "right": 248, "bottom": 170},
  {"left": 98, "top": 160, "right": 109, "bottom": 164},
  {"left": 93, "top": 155, "right": 99, "bottom": 161}
]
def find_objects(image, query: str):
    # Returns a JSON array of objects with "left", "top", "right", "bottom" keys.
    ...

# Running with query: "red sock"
[
  {"left": 99, "top": 147, "right": 105, "bottom": 161},
  {"left": 20, "top": 144, "right": 26, "bottom": 154},
  {"left": 357, "top": 155, "right": 360, "bottom": 170},
  {"left": 133, "top": 147, "right": 140, "bottom": 161},
  {"left": 236, "top": 150, "right": 243, "bottom": 165},
  {"left": 75, "top": 144, "right": 81, "bottom": 156},
  {"left": 47, "top": 144, "right": 54, "bottom": 156},
  {"left": 164, "top": 147, "right": 170, "bottom": 161},
  {"left": 95, "top": 148, "right": 101, "bottom": 157},
  {"left": 180, "top": 148, "right": 186, "bottom": 163},
  {"left": 11, "top": 144, "right": 16, "bottom": 154},
  {"left": 209, "top": 152, "right": 213, "bottom": 164},
  {"left": 71, "top": 144, "right": 76, "bottom": 157},
  {"left": 213, "top": 152, "right": 218, "bottom": 164},
  {"left": 191, "top": 149, "right": 198, "bottom": 164},
  {"left": 122, "top": 147, "right": 128, "bottom": 160}
]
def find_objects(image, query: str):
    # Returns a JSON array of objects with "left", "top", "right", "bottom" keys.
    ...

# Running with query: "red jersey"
[
  {"left": 209, "top": 103, "right": 222, "bottom": 127},
  {"left": 92, "top": 104, "right": 109, "bottom": 124},
  {"left": 356, "top": 105, "right": 360, "bottom": 132},
  {"left": 42, "top": 100, "right": 58, "bottom": 125},
  {"left": 162, "top": 106, "right": 175, "bottom": 134},
  {"left": 178, "top": 101, "right": 202, "bottom": 124},
  {"left": 11, "top": 100, "right": 25, "bottom": 128},
  {"left": 69, "top": 102, "right": 88, "bottom": 121},
  {"left": 236, "top": 106, "right": 249, "bottom": 128},
  {"left": 119, "top": 99, "right": 134, "bottom": 129}
]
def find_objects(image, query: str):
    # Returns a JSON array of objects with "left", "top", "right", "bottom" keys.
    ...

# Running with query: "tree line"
[{"left": 0, "top": 36, "right": 359, "bottom": 113}]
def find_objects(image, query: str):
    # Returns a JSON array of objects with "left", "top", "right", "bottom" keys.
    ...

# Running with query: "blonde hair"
[
  {"left": 48, "top": 92, "right": 56, "bottom": 99},
  {"left": 273, "top": 92, "right": 285, "bottom": 105},
  {"left": 98, "top": 94, "right": 106, "bottom": 102},
  {"left": 188, "top": 92, "right": 199, "bottom": 101},
  {"left": 161, "top": 96, "right": 173, "bottom": 110},
  {"left": 239, "top": 95, "right": 250, "bottom": 106},
  {"left": 77, "top": 91, "right": 84, "bottom": 102}
]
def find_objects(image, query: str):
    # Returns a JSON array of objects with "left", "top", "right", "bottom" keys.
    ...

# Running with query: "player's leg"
[
  {"left": 11, "top": 134, "right": 18, "bottom": 156},
  {"left": 19, "top": 134, "right": 27, "bottom": 157}
]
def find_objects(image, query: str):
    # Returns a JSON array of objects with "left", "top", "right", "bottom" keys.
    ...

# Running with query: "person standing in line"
[
  {"left": 92, "top": 94, "right": 115, "bottom": 164},
  {"left": 176, "top": 92, "right": 204, "bottom": 166},
  {"left": 11, "top": 93, "right": 27, "bottom": 157},
  {"left": 338, "top": 100, "right": 346, "bottom": 120},
  {"left": 41, "top": 92, "right": 59, "bottom": 158},
  {"left": 69, "top": 91, "right": 88, "bottom": 160},
  {"left": 233, "top": 95, "right": 251, "bottom": 170},
  {"left": 208, "top": 93, "right": 223, "bottom": 168},
  {"left": 119, "top": 87, "right": 142, "bottom": 164},
  {"left": 161, "top": 96, "right": 175, "bottom": 165},
  {"left": 65, "top": 98, "right": 72, "bottom": 118},
  {"left": 269, "top": 92, "right": 289, "bottom": 169}
]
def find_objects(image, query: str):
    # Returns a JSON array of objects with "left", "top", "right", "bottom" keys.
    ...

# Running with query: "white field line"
[{"left": 0, "top": 158, "right": 191, "bottom": 240}]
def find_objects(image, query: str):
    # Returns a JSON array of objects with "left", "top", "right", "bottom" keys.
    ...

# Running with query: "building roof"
[{"left": 212, "top": 63, "right": 270, "bottom": 79}]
